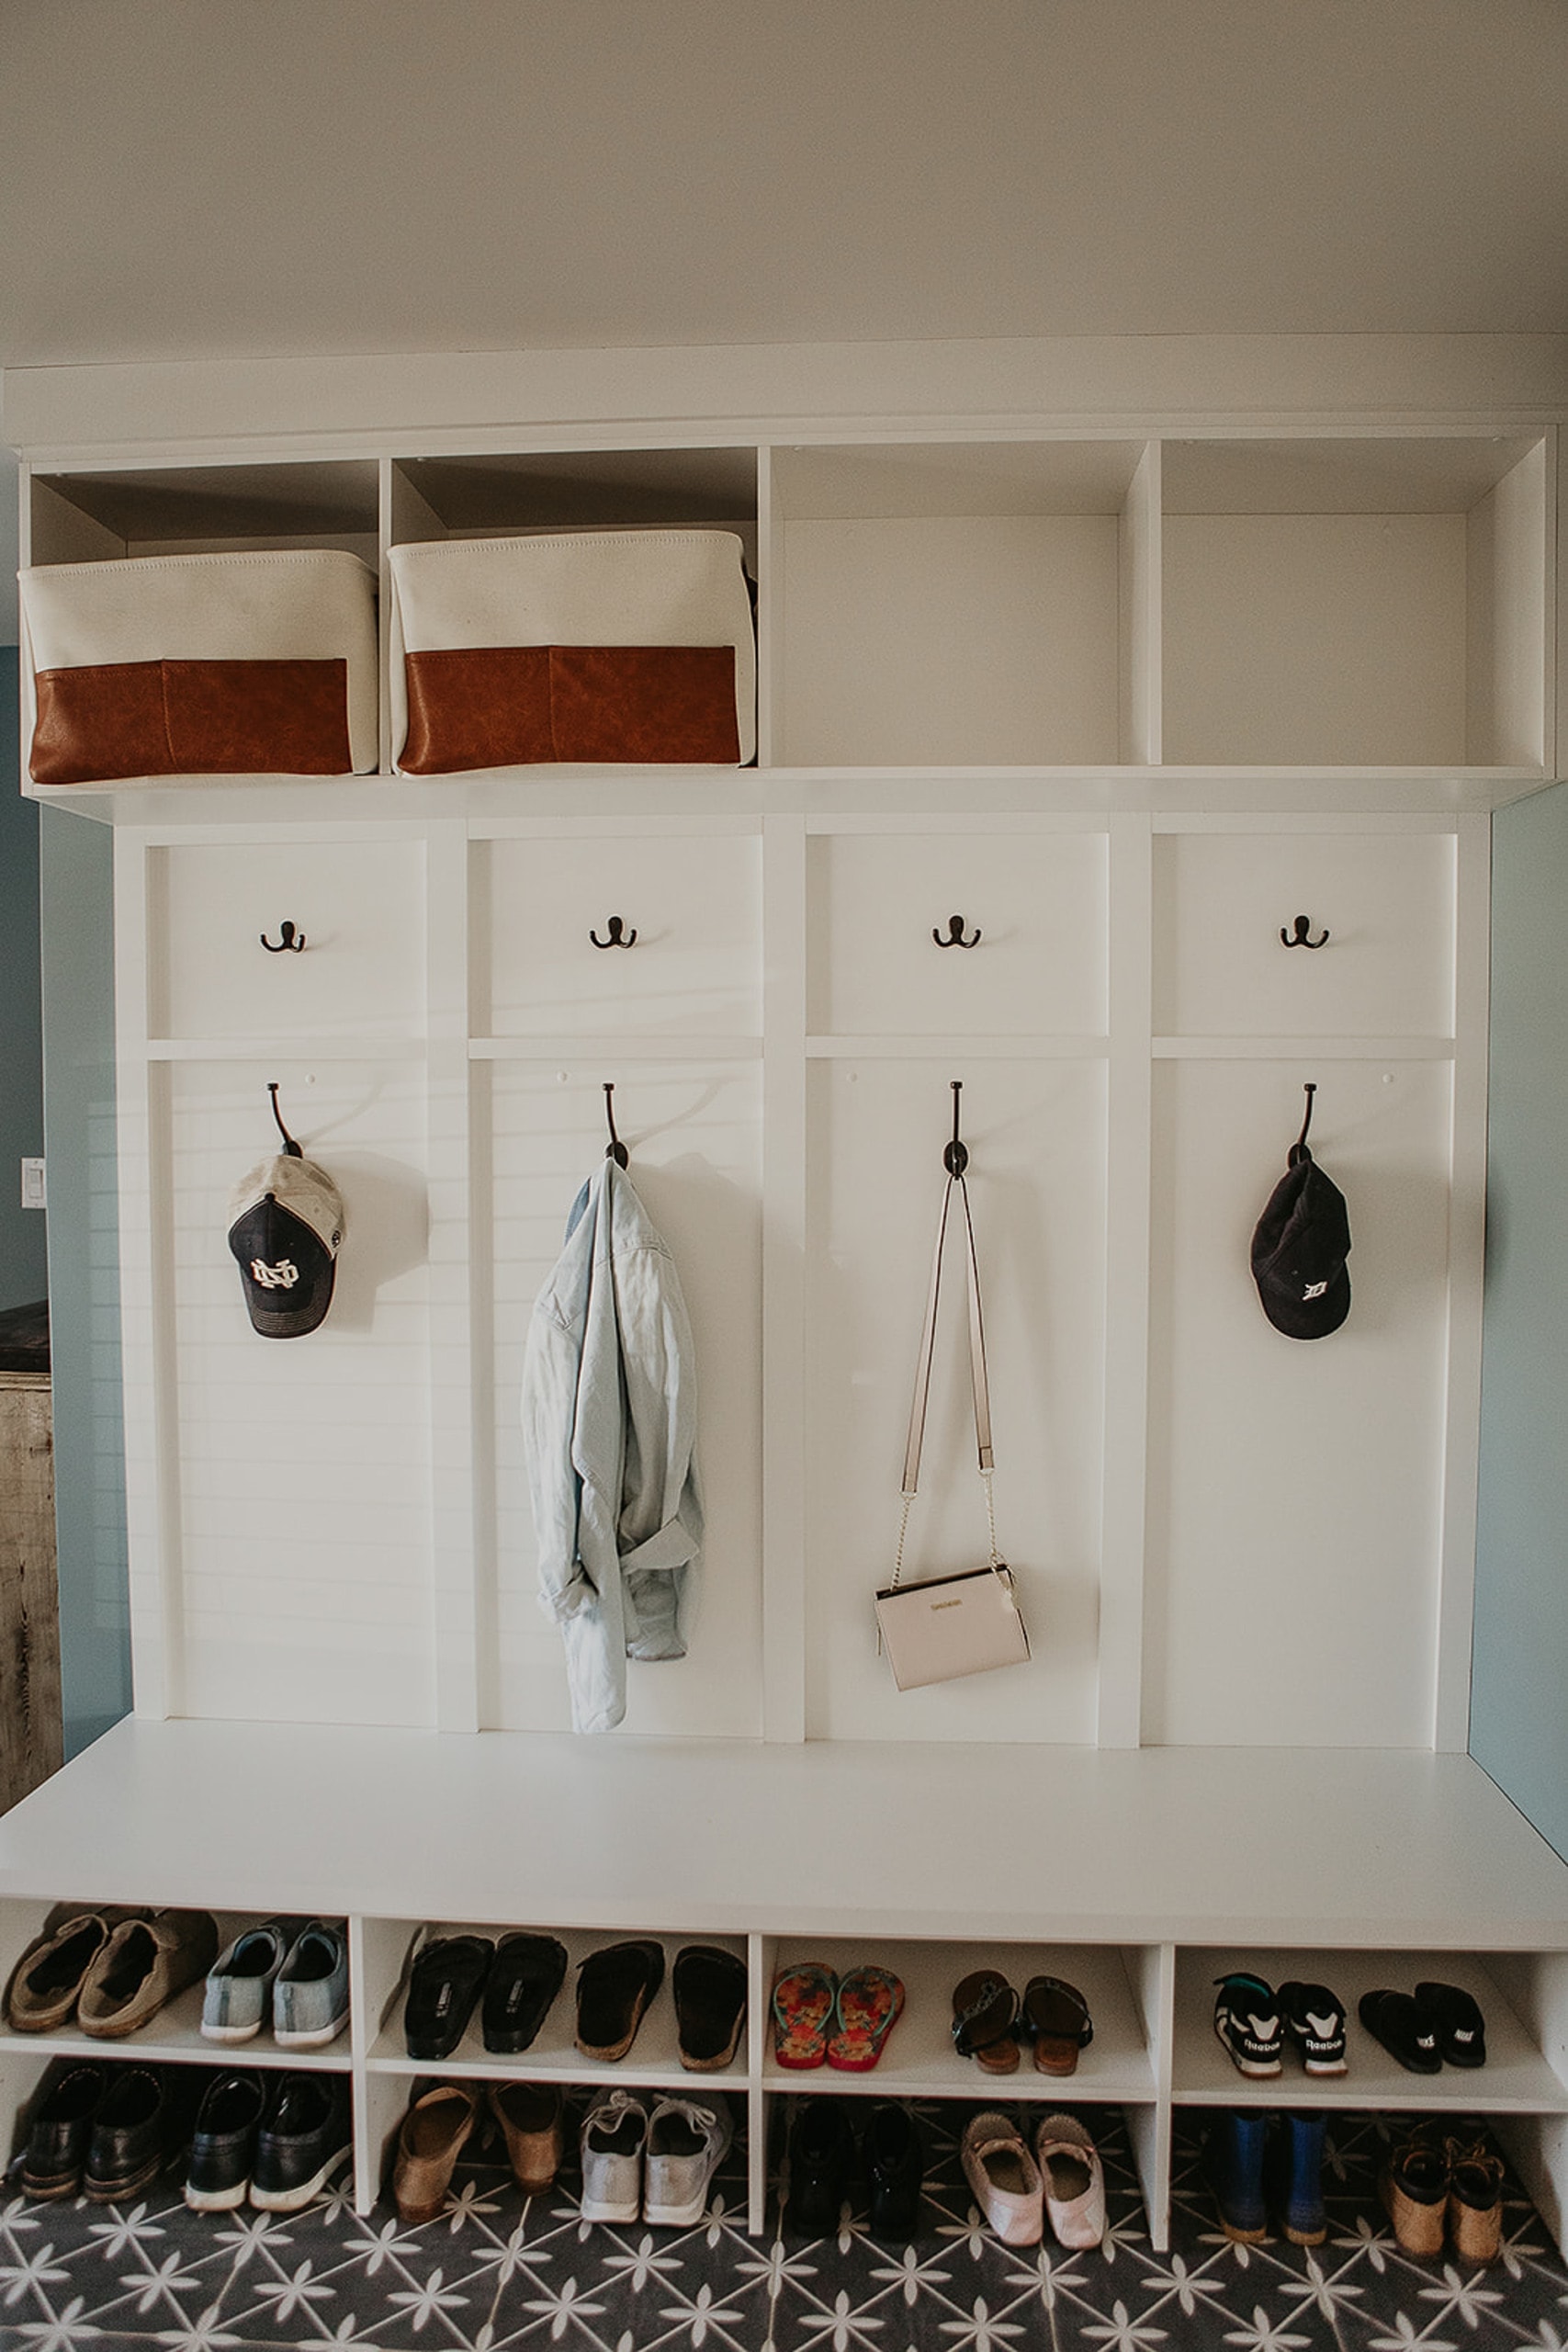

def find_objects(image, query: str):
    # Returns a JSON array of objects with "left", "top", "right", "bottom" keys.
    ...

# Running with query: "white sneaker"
[
  {"left": 643, "top": 2093, "right": 733, "bottom": 2226},
  {"left": 580, "top": 2090, "right": 648, "bottom": 2223},
  {"left": 1034, "top": 2113, "right": 1106, "bottom": 2248},
  {"left": 961, "top": 2110, "right": 1043, "bottom": 2246}
]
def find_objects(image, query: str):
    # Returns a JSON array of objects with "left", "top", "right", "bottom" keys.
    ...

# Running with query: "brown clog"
[
  {"left": 951, "top": 1970, "right": 1021, "bottom": 2074},
  {"left": 1021, "top": 1974, "right": 1093, "bottom": 2075},
  {"left": 77, "top": 1910, "right": 220, "bottom": 2040},
  {"left": 6, "top": 1914, "right": 117, "bottom": 2034},
  {"left": 489, "top": 2081, "right": 562, "bottom": 2192},
  {"left": 392, "top": 2083, "right": 481, "bottom": 2222}
]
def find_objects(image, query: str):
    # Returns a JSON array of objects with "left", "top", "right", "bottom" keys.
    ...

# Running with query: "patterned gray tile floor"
[{"left": 0, "top": 2101, "right": 1562, "bottom": 2351}]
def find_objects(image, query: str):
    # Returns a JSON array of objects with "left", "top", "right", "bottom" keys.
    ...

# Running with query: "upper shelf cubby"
[
  {"left": 1160, "top": 435, "right": 1551, "bottom": 772},
  {"left": 389, "top": 446, "right": 760, "bottom": 576},
  {"left": 28, "top": 459, "right": 382, "bottom": 570},
  {"left": 772, "top": 439, "right": 1156, "bottom": 768}
]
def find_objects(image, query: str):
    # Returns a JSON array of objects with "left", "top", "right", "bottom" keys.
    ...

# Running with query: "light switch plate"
[{"left": 20, "top": 1158, "right": 45, "bottom": 1209}]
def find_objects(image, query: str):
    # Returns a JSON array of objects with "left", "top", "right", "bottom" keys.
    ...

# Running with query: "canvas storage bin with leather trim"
[
  {"left": 19, "top": 550, "right": 380, "bottom": 786},
  {"left": 387, "top": 530, "right": 758, "bottom": 772}
]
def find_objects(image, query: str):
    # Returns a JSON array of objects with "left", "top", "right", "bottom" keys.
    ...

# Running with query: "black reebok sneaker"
[
  {"left": 1213, "top": 1972, "right": 1283, "bottom": 2075},
  {"left": 1276, "top": 1980, "right": 1348, "bottom": 2074}
]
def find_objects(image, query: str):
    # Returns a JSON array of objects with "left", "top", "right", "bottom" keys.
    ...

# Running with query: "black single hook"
[
  {"left": 933, "top": 913, "right": 981, "bottom": 948},
  {"left": 604, "top": 1082, "right": 629, "bottom": 1169},
  {"left": 267, "top": 1081, "right": 304, "bottom": 1160},
  {"left": 590, "top": 916, "right": 637, "bottom": 950},
  {"left": 260, "top": 921, "right": 307, "bottom": 954},
  {"left": 1290, "top": 1081, "right": 1317, "bottom": 1164},
  {"left": 942, "top": 1079, "right": 969, "bottom": 1178},
  {"left": 1280, "top": 914, "right": 1329, "bottom": 949}
]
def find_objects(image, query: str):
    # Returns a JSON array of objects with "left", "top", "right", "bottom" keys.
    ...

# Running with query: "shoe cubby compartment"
[
  {"left": 806, "top": 823, "right": 1109, "bottom": 1041},
  {"left": 771, "top": 440, "right": 1154, "bottom": 767},
  {"left": 146, "top": 834, "right": 428, "bottom": 1046},
  {"left": 1160, "top": 436, "right": 1551, "bottom": 771},
  {"left": 362, "top": 1924, "right": 751, "bottom": 2092},
  {"left": 0, "top": 1903, "right": 351, "bottom": 2071},
  {"left": 26, "top": 458, "right": 382, "bottom": 573},
  {"left": 474, "top": 825, "right": 762, "bottom": 1042},
  {"left": 1151, "top": 826, "right": 1458, "bottom": 1043},
  {"left": 761, "top": 1939, "right": 1159, "bottom": 2105},
  {"left": 1173, "top": 1949, "right": 1568, "bottom": 2115}
]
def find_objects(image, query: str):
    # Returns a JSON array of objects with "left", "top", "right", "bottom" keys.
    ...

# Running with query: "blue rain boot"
[
  {"left": 1273, "top": 2110, "right": 1327, "bottom": 2246},
  {"left": 1207, "top": 2109, "right": 1269, "bottom": 2243}
]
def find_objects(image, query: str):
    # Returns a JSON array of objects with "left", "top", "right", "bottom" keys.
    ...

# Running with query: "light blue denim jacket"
[{"left": 521, "top": 1159, "right": 703, "bottom": 1734}]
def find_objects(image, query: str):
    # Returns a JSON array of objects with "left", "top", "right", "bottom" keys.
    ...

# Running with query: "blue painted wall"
[
  {"left": 0, "top": 657, "right": 47, "bottom": 1309},
  {"left": 1471, "top": 781, "right": 1568, "bottom": 1859}
]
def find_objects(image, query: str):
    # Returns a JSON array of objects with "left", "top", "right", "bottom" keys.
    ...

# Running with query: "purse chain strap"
[{"left": 889, "top": 1172, "right": 1001, "bottom": 1592}]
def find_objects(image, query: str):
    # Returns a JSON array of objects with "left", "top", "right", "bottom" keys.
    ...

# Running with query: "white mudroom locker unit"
[{"left": 3, "top": 333, "right": 1568, "bottom": 2243}]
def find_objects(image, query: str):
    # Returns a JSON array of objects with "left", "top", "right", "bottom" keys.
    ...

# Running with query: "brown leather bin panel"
[
  {"left": 400, "top": 644, "right": 739, "bottom": 772},
  {"left": 30, "top": 659, "right": 352, "bottom": 786}
]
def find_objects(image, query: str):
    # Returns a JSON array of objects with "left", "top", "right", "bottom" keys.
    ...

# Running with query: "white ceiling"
[{"left": 2, "top": 0, "right": 1565, "bottom": 370}]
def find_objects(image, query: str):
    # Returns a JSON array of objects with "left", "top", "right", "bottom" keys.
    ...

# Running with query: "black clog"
[
  {"left": 574, "top": 1939, "right": 666, "bottom": 2061},
  {"left": 672, "top": 1944, "right": 748, "bottom": 2071},
  {"left": 1414, "top": 1979, "right": 1487, "bottom": 2067},
  {"left": 20, "top": 2061, "right": 109, "bottom": 2199},
  {"left": 403, "top": 1934, "right": 493, "bottom": 2061},
  {"left": 481, "top": 1932, "right": 567, "bottom": 2056},
  {"left": 863, "top": 2101, "right": 923, "bottom": 2238},
  {"left": 1358, "top": 1988, "right": 1442, "bottom": 2074}
]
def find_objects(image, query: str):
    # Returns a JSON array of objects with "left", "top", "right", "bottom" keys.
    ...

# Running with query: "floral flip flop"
[
  {"left": 826, "top": 1964, "right": 905, "bottom": 2073},
  {"left": 771, "top": 1961, "right": 838, "bottom": 2070}
]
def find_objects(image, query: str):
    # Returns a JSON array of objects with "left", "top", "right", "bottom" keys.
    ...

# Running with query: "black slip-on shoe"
[
  {"left": 481, "top": 1932, "right": 567, "bottom": 2055},
  {"left": 1277, "top": 1980, "right": 1348, "bottom": 2075},
  {"left": 787, "top": 2097, "right": 856, "bottom": 2235},
  {"left": 672, "top": 1944, "right": 747, "bottom": 2071},
  {"left": 250, "top": 2073, "right": 352, "bottom": 2211},
  {"left": 1213, "top": 1972, "right": 1283, "bottom": 2076},
  {"left": 184, "top": 2068, "right": 268, "bottom": 2212},
  {"left": 1359, "top": 1988, "right": 1442, "bottom": 2075},
  {"left": 864, "top": 2101, "right": 923, "bottom": 2238},
  {"left": 403, "top": 1934, "right": 493, "bottom": 2061},
  {"left": 20, "top": 2062, "right": 110, "bottom": 2199},
  {"left": 84, "top": 2065, "right": 195, "bottom": 2201},
  {"left": 1414, "top": 1980, "right": 1487, "bottom": 2067},
  {"left": 575, "top": 1939, "right": 666, "bottom": 2061}
]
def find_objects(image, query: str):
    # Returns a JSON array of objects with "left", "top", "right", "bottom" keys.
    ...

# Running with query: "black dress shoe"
[
  {"left": 21, "top": 2062, "right": 109, "bottom": 2199},
  {"left": 863, "top": 2101, "right": 923, "bottom": 2238},
  {"left": 481, "top": 1932, "right": 567, "bottom": 2055},
  {"left": 250, "top": 2073, "right": 352, "bottom": 2211},
  {"left": 787, "top": 2098, "right": 856, "bottom": 2234},
  {"left": 185, "top": 2069, "right": 268, "bottom": 2211},
  {"left": 404, "top": 1935, "right": 493, "bottom": 2061},
  {"left": 84, "top": 2065, "right": 196, "bottom": 2201},
  {"left": 575, "top": 1939, "right": 666, "bottom": 2061}
]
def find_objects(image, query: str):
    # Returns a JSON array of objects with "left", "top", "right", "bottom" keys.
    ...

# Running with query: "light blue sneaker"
[
  {"left": 273, "top": 1920, "right": 350, "bottom": 2049},
  {"left": 201, "top": 1920, "right": 295, "bottom": 2043}
]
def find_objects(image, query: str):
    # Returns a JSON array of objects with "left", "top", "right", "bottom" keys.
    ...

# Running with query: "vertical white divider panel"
[
  {"left": 1126, "top": 1940, "right": 1174, "bottom": 2252},
  {"left": 1099, "top": 816, "right": 1153, "bottom": 1745},
  {"left": 1433, "top": 813, "right": 1491, "bottom": 1750},
  {"left": 114, "top": 832, "right": 180, "bottom": 1716},
  {"left": 755, "top": 444, "right": 777, "bottom": 770},
  {"left": 762, "top": 815, "right": 808, "bottom": 1740},
  {"left": 1122, "top": 441, "right": 1162, "bottom": 765},
  {"left": 747, "top": 1930, "right": 770, "bottom": 2233},
  {"left": 377, "top": 458, "right": 395, "bottom": 777},
  {"left": 425, "top": 822, "right": 479, "bottom": 1730}
]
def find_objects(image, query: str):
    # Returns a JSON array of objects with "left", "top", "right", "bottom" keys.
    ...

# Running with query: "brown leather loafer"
[
  {"left": 77, "top": 1909, "right": 220, "bottom": 2040},
  {"left": 490, "top": 2080, "right": 562, "bottom": 2193},
  {"left": 392, "top": 2083, "right": 481, "bottom": 2223},
  {"left": 6, "top": 1914, "right": 118, "bottom": 2034}
]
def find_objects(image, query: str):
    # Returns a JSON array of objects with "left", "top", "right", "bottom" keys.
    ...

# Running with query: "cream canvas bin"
[
  {"left": 18, "top": 548, "right": 380, "bottom": 785},
  {"left": 387, "top": 528, "right": 758, "bottom": 771}
]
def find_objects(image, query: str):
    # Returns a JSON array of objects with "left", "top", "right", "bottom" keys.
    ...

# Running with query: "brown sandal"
[
  {"left": 1021, "top": 1974, "right": 1093, "bottom": 2075},
  {"left": 951, "top": 1970, "right": 1021, "bottom": 2074}
]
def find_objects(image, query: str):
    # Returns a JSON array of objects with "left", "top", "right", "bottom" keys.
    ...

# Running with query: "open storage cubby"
[
  {"left": 27, "top": 458, "right": 382, "bottom": 571},
  {"left": 1160, "top": 436, "right": 1552, "bottom": 771},
  {"left": 389, "top": 446, "right": 760, "bottom": 577}
]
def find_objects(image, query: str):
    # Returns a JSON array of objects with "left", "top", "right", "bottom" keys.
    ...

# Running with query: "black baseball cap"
[
  {"left": 1250, "top": 1143, "right": 1351, "bottom": 1340},
  {"left": 227, "top": 1151, "right": 344, "bottom": 1339}
]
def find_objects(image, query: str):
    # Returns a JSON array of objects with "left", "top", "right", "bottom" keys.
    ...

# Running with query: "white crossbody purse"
[{"left": 874, "top": 1163, "right": 1032, "bottom": 1691}]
